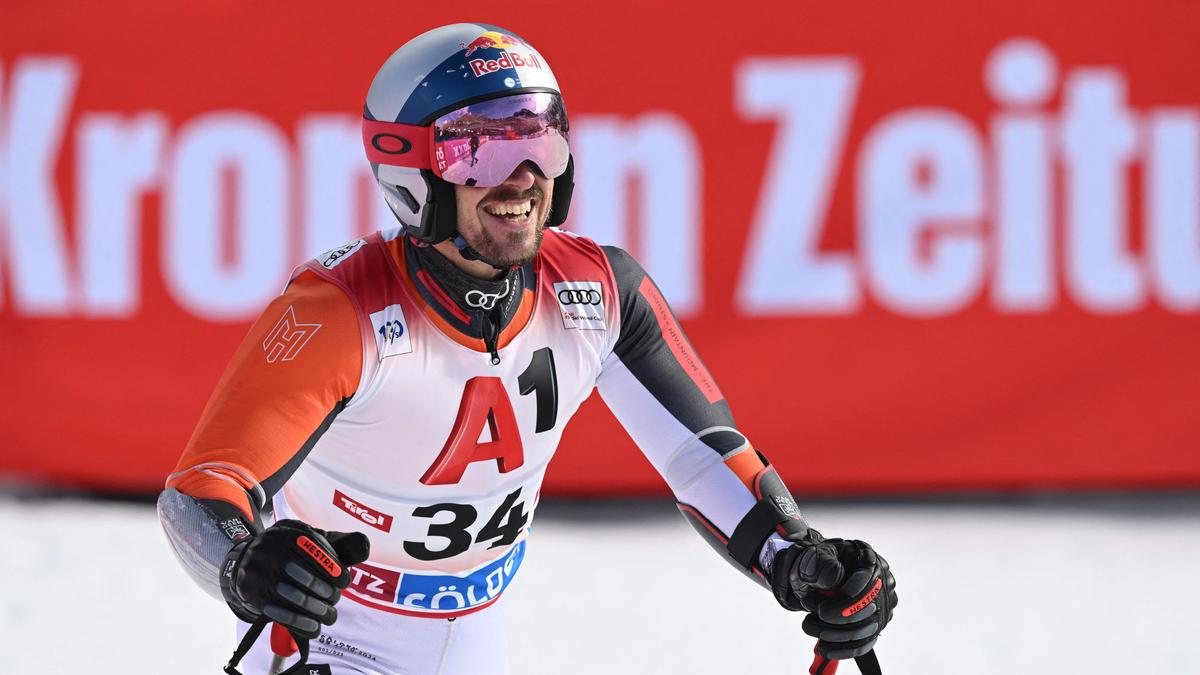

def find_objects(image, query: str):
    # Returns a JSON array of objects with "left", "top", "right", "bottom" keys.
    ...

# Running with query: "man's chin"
[
  {"left": 474, "top": 232, "right": 543, "bottom": 267},
  {"left": 462, "top": 210, "right": 548, "bottom": 267},
  {"left": 486, "top": 246, "right": 540, "bottom": 268}
]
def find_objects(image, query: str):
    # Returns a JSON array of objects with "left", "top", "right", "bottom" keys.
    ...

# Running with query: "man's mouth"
[{"left": 482, "top": 199, "right": 536, "bottom": 223}]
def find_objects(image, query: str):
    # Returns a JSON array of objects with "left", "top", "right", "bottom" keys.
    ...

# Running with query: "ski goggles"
[{"left": 363, "top": 91, "right": 570, "bottom": 188}]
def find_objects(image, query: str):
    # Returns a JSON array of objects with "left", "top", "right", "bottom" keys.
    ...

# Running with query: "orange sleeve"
[{"left": 166, "top": 270, "right": 362, "bottom": 521}]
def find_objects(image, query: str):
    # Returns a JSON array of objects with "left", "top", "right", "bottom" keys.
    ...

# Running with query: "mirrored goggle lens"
[{"left": 431, "top": 92, "right": 569, "bottom": 188}]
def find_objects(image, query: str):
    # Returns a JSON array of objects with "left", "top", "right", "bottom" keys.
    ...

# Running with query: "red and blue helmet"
[{"left": 363, "top": 23, "right": 573, "bottom": 243}]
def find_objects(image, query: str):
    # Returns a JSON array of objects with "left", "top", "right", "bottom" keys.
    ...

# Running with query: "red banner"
[{"left": 2, "top": 1, "right": 1199, "bottom": 494}]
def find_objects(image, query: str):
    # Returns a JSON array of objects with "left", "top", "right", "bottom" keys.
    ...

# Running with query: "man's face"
[{"left": 454, "top": 162, "right": 554, "bottom": 267}]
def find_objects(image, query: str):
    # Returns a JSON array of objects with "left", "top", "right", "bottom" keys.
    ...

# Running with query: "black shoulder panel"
[{"left": 599, "top": 246, "right": 736, "bottom": 443}]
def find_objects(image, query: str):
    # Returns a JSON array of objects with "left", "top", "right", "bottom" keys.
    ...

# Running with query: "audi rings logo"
[
  {"left": 558, "top": 289, "right": 601, "bottom": 305},
  {"left": 553, "top": 281, "right": 606, "bottom": 331},
  {"left": 371, "top": 133, "right": 412, "bottom": 155}
]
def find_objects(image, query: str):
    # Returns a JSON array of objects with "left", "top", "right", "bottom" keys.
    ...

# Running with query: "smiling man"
[
  {"left": 158, "top": 23, "right": 896, "bottom": 675},
  {"left": 449, "top": 161, "right": 548, "bottom": 269}
]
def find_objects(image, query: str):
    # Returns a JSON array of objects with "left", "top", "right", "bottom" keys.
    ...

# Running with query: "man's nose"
[{"left": 499, "top": 161, "right": 537, "bottom": 191}]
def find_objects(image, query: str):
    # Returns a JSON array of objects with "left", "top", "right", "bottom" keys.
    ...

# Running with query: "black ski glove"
[
  {"left": 219, "top": 519, "right": 370, "bottom": 640},
  {"left": 771, "top": 533, "right": 897, "bottom": 660}
]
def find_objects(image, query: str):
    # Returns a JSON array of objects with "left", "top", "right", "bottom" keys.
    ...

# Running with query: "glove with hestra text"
[
  {"left": 771, "top": 532, "right": 897, "bottom": 660},
  {"left": 219, "top": 519, "right": 370, "bottom": 640}
]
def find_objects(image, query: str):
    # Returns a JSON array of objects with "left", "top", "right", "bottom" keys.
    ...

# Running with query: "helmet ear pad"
[
  {"left": 547, "top": 155, "right": 574, "bottom": 228},
  {"left": 420, "top": 169, "right": 460, "bottom": 245}
]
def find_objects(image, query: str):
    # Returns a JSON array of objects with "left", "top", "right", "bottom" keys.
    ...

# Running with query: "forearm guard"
[{"left": 677, "top": 458, "right": 811, "bottom": 587}]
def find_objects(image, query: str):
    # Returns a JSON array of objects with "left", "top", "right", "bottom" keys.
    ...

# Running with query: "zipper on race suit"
[{"left": 482, "top": 304, "right": 502, "bottom": 365}]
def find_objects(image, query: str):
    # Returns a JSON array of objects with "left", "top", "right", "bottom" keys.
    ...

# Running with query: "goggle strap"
[{"left": 362, "top": 118, "right": 431, "bottom": 169}]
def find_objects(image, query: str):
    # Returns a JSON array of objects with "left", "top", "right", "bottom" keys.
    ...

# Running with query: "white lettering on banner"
[
  {"left": 736, "top": 58, "right": 861, "bottom": 315},
  {"left": 859, "top": 111, "right": 985, "bottom": 316},
  {"left": 734, "top": 37, "right": 1200, "bottom": 317},
  {"left": 164, "top": 113, "right": 290, "bottom": 322},
  {"left": 0, "top": 58, "right": 78, "bottom": 315},
  {"left": 298, "top": 115, "right": 395, "bottom": 259},
  {"left": 77, "top": 113, "right": 166, "bottom": 316},
  {"left": 1061, "top": 71, "right": 1143, "bottom": 313},
  {"left": 988, "top": 39, "right": 1056, "bottom": 312},
  {"left": 572, "top": 114, "right": 701, "bottom": 317},
  {"left": 5, "top": 37, "right": 1200, "bottom": 321},
  {"left": 1147, "top": 111, "right": 1200, "bottom": 311}
]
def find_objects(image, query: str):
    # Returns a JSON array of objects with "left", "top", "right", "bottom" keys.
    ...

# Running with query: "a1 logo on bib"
[
  {"left": 370, "top": 304, "right": 413, "bottom": 359},
  {"left": 553, "top": 281, "right": 605, "bottom": 331}
]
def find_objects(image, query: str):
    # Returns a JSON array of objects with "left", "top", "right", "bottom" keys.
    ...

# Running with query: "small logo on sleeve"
[
  {"left": 263, "top": 306, "right": 322, "bottom": 363},
  {"left": 771, "top": 495, "right": 802, "bottom": 519},
  {"left": 318, "top": 239, "right": 366, "bottom": 269},
  {"left": 553, "top": 281, "right": 605, "bottom": 331},
  {"left": 369, "top": 304, "right": 413, "bottom": 359},
  {"left": 219, "top": 518, "right": 252, "bottom": 541}
]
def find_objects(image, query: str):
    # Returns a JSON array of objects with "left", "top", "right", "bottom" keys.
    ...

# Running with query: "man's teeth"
[{"left": 484, "top": 200, "right": 532, "bottom": 218}]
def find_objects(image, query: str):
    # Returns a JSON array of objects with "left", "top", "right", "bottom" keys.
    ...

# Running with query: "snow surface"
[{"left": 2, "top": 495, "right": 1197, "bottom": 674}]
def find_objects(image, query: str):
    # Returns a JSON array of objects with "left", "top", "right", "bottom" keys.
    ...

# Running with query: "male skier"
[{"left": 158, "top": 23, "right": 896, "bottom": 675}]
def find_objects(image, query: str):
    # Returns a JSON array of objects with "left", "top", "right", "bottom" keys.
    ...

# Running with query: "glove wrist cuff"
[
  {"left": 769, "top": 545, "right": 809, "bottom": 612},
  {"left": 219, "top": 540, "right": 260, "bottom": 622}
]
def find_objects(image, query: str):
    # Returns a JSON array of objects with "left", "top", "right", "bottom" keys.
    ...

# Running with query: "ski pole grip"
[{"left": 270, "top": 622, "right": 298, "bottom": 657}]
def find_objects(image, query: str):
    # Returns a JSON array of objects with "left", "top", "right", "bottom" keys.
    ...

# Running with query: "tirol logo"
[
  {"left": 461, "top": 31, "right": 542, "bottom": 78},
  {"left": 319, "top": 239, "right": 366, "bottom": 269},
  {"left": 333, "top": 490, "right": 394, "bottom": 532}
]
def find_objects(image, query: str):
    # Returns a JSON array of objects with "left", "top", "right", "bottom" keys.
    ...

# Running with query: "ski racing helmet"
[{"left": 362, "top": 23, "right": 574, "bottom": 245}]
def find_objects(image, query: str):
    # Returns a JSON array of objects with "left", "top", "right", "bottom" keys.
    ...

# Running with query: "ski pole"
[
  {"left": 809, "top": 647, "right": 881, "bottom": 675},
  {"left": 224, "top": 619, "right": 308, "bottom": 675}
]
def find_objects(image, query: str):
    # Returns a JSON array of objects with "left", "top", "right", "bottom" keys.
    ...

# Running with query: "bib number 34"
[{"left": 403, "top": 488, "right": 529, "bottom": 561}]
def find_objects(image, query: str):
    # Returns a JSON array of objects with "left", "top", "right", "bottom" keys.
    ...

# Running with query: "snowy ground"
[{"left": 2, "top": 493, "right": 1198, "bottom": 675}]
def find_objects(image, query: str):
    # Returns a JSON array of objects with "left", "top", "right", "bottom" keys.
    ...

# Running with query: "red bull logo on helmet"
[
  {"left": 460, "top": 31, "right": 542, "bottom": 78},
  {"left": 469, "top": 50, "right": 542, "bottom": 77},
  {"left": 460, "top": 31, "right": 528, "bottom": 56}
]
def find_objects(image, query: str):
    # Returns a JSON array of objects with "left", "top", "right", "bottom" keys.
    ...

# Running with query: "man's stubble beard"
[
  {"left": 466, "top": 220, "right": 546, "bottom": 268},
  {"left": 461, "top": 186, "right": 550, "bottom": 267}
]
